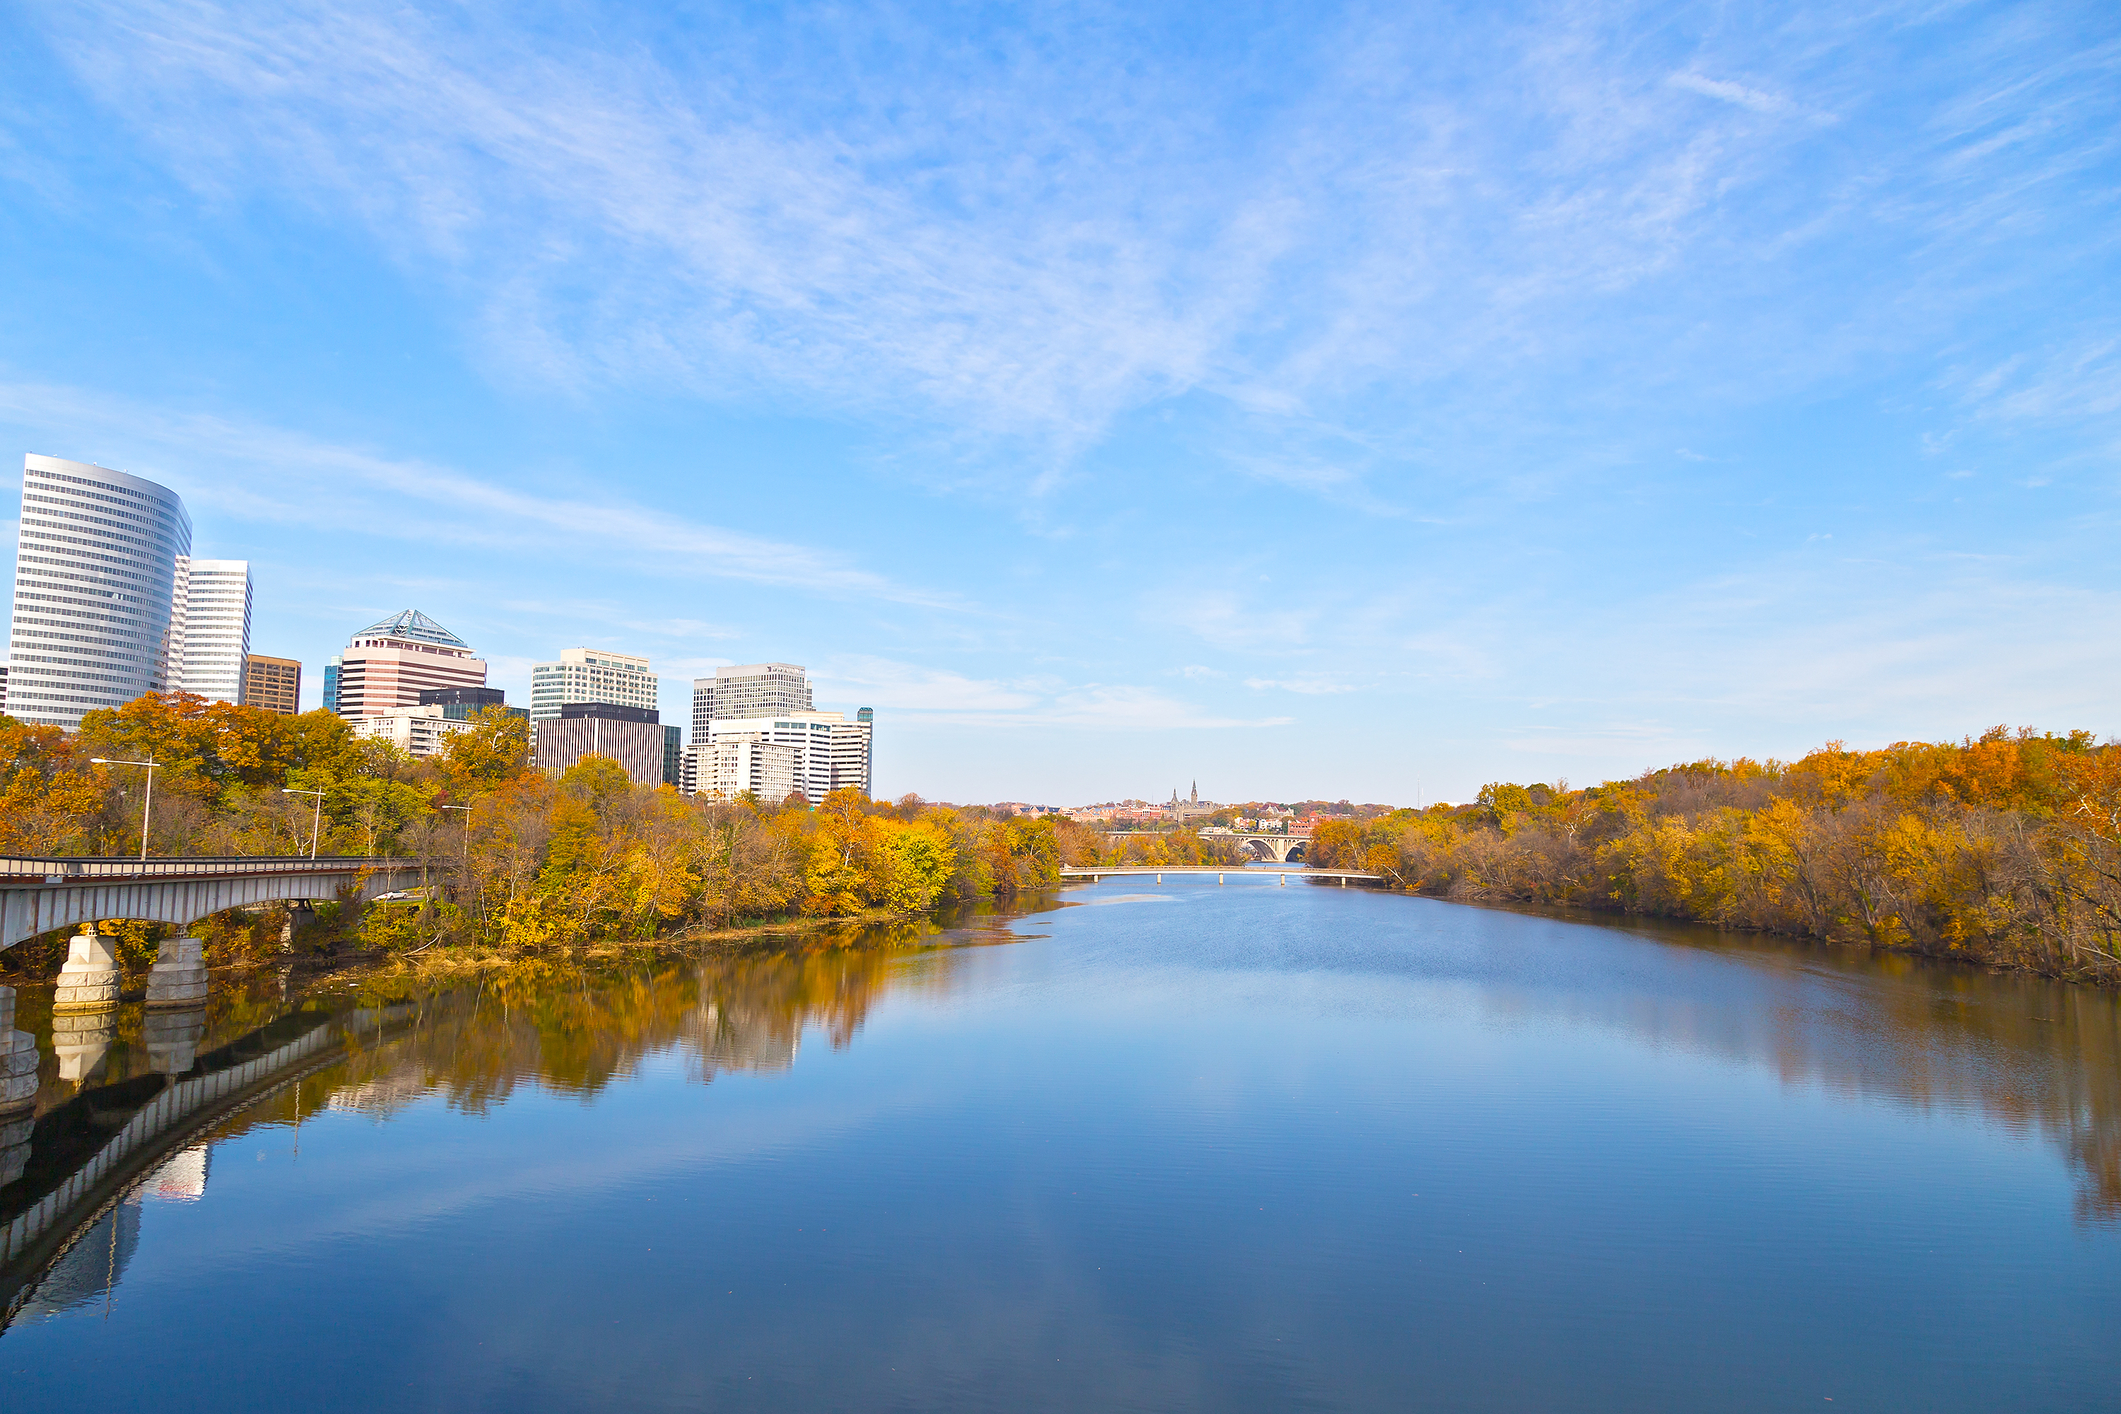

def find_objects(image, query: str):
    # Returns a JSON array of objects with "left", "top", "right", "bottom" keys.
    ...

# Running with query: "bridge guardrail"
[{"left": 0, "top": 856, "right": 421, "bottom": 882}]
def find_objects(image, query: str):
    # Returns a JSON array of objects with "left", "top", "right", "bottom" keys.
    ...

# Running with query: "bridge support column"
[
  {"left": 1340, "top": 876, "right": 1347, "bottom": 887},
  {"left": 1218, "top": 873, "right": 1224, "bottom": 885},
  {"left": 1156, "top": 873, "right": 1162, "bottom": 884},
  {"left": 53, "top": 925, "right": 122, "bottom": 1014},
  {"left": 1279, "top": 874, "right": 1286, "bottom": 886},
  {"left": 146, "top": 934, "right": 209, "bottom": 1009},
  {"left": 0, "top": 987, "right": 38, "bottom": 1117},
  {"left": 145, "top": 1006, "right": 208, "bottom": 1075}
]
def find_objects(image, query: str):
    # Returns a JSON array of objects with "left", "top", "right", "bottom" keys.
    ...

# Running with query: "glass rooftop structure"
[{"left": 349, "top": 609, "right": 471, "bottom": 650}]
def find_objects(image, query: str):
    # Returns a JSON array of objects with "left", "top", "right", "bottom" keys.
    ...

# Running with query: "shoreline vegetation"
[{"left": 2, "top": 694, "right": 2119, "bottom": 987}]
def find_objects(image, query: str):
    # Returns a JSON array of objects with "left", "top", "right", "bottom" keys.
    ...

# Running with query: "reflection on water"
[
  {"left": 1477, "top": 909, "right": 2121, "bottom": 1220},
  {"left": 317, "top": 917, "right": 983, "bottom": 1121},
  {"left": 12, "top": 1146, "right": 207, "bottom": 1325},
  {"left": 1, "top": 892, "right": 2117, "bottom": 1411},
  {"left": 2, "top": 917, "right": 986, "bottom": 1325}
]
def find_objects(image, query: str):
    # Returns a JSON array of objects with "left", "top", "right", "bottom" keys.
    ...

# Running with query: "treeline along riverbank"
[
  {"left": 1304, "top": 728, "right": 2121, "bottom": 986},
  {"left": 3, "top": 695, "right": 2119, "bottom": 986}
]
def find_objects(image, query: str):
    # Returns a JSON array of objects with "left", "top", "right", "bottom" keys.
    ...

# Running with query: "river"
[{"left": 3, "top": 879, "right": 2118, "bottom": 1410}]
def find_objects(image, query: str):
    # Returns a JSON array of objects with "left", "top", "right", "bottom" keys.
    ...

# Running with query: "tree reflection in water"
[{"left": 303, "top": 914, "right": 984, "bottom": 1123}]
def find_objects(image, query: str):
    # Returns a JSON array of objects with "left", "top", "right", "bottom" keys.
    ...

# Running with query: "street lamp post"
[
  {"left": 89, "top": 757, "right": 159, "bottom": 860},
  {"left": 282, "top": 788, "right": 327, "bottom": 860},
  {"left": 439, "top": 804, "right": 472, "bottom": 860}
]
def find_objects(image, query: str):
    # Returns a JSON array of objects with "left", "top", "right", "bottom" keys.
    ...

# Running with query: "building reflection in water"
[
  {"left": 6, "top": 906, "right": 2121, "bottom": 1333},
  {"left": 12, "top": 1145, "right": 208, "bottom": 1324}
]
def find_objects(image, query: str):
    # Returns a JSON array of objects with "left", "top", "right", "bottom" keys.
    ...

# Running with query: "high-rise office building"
[
  {"left": 856, "top": 706, "right": 875, "bottom": 796},
  {"left": 531, "top": 648, "right": 658, "bottom": 723},
  {"left": 690, "top": 663, "right": 812, "bottom": 739},
  {"left": 6, "top": 454, "right": 191, "bottom": 729},
  {"left": 683, "top": 735, "right": 800, "bottom": 802},
  {"left": 417, "top": 685, "right": 527, "bottom": 722},
  {"left": 348, "top": 708, "right": 475, "bottom": 759},
  {"left": 243, "top": 654, "right": 302, "bottom": 714},
  {"left": 168, "top": 557, "right": 252, "bottom": 704},
  {"left": 329, "top": 610, "right": 487, "bottom": 717},
  {"left": 538, "top": 703, "right": 666, "bottom": 786},
  {"left": 693, "top": 710, "right": 872, "bottom": 801}
]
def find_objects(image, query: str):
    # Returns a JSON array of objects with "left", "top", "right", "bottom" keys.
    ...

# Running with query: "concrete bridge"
[
  {"left": 0, "top": 855, "right": 423, "bottom": 953},
  {"left": 1061, "top": 866, "right": 1380, "bottom": 886},
  {"left": 1195, "top": 829, "right": 1312, "bottom": 863},
  {"left": 1102, "top": 829, "right": 1314, "bottom": 863}
]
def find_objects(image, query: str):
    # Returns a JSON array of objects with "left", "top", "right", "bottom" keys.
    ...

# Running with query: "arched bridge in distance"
[
  {"left": 1062, "top": 866, "right": 1382, "bottom": 887},
  {"left": 0, "top": 856, "right": 425, "bottom": 952},
  {"left": 1106, "top": 828, "right": 1314, "bottom": 864}
]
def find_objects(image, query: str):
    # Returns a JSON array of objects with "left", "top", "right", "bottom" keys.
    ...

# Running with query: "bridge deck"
[
  {"left": 0, "top": 856, "right": 423, "bottom": 950},
  {"left": 1061, "top": 867, "right": 1381, "bottom": 883}
]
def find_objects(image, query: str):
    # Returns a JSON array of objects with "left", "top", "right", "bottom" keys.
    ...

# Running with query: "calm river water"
[{"left": 5, "top": 880, "right": 2119, "bottom": 1410}]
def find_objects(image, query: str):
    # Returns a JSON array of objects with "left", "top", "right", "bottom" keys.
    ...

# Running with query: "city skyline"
[{"left": 0, "top": 3, "right": 2115, "bottom": 802}]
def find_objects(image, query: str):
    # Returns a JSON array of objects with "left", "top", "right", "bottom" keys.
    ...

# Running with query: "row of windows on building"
[
  {"left": 2, "top": 454, "right": 301, "bottom": 726},
  {"left": 6, "top": 455, "right": 875, "bottom": 800}
]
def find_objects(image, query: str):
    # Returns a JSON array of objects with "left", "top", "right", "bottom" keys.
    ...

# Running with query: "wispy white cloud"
[
  {"left": 814, "top": 656, "right": 1040, "bottom": 713},
  {"left": 1668, "top": 72, "right": 1790, "bottom": 115},
  {"left": 30, "top": 0, "right": 2097, "bottom": 506},
  {"left": 1244, "top": 677, "right": 1356, "bottom": 695},
  {"left": 813, "top": 655, "right": 1288, "bottom": 730},
  {"left": 0, "top": 380, "right": 951, "bottom": 605}
]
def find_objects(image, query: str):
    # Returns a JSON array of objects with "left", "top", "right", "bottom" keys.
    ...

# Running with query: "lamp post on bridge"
[
  {"left": 89, "top": 756, "right": 158, "bottom": 860},
  {"left": 439, "top": 803, "right": 472, "bottom": 860},
  {"left": 282, "top": 788, "right": 326, "bottom": 859}
]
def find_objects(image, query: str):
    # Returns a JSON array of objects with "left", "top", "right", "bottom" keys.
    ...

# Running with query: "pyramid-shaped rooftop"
[{"left": 350, "top": 609, "right": 470, "bottom": 650}]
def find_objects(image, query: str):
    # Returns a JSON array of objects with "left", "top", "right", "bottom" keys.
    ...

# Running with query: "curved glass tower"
[{"left": 6, "top": 454, "right": 192, "bottom": 729}]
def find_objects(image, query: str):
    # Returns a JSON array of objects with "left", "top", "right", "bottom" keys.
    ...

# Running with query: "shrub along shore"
[{"left": 2, "top": 695, "right": 2117, "bottom": 986}]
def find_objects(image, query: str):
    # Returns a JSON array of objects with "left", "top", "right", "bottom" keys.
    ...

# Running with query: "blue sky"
[{"left": 2, "top": 1, "right": 2116, "bottom": 805}]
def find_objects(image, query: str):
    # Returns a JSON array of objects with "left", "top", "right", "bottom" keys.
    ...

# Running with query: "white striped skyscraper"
[
  {"left": 6, "top": 454, "right": 192, "bottom": 729},
  {"left": 168, "top": 557, "right": 253, "bottom": 705}
]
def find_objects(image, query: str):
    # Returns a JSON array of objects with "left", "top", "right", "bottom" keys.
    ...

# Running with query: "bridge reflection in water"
[
  {"left": 0, "top": 914, "right": 985, "bottom": 1325},
  {"left": 6, "top": 902, "right": 2121, "bottom": 1332}
]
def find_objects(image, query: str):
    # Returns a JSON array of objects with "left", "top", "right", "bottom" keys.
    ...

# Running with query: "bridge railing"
[{"left": 0, "top": 856, "right": 422, "bottom": 881}]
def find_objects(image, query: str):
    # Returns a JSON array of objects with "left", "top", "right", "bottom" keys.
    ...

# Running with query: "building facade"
[
  {"left": 329, "top": 610, "right": 487, "bottom": 718},
  {"left": 243, "top": 654, "right": 302, "bottom": 714},
  {"left": 537, "top": 703, "right": 666, "bottom": 786},
  {"left": 690, "top": 663, "right": 812, "bottom": 740},
  {"left": 530, "top": 647, "right": 658, "bottom": 723},
  {"left": 6, "top": 454, "right": 192, "bottom": 729},
  {"left": 418, "top": 685, "right": 527, "bottom": 722},
  {"left": 682, "top": 735, "right": 800, "bottom": 803},
  {"left": 347, "top": 707, "right": 475, "bottom": 758},
  {"left": 692, "top": 710, "right": 871, "bottom": 802},
  {"left": 168, "top": 557, "right": 252, "bottom": 705},
  {"left": 663, "top": 724, "right": 683, "bottom": 787}
]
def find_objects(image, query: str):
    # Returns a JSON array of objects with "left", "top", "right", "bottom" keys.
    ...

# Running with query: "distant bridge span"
[
  {"left": 1062, "top": 866, "right": 1379, "bottom": 887},
  {"left": 1103, "top": 829, "right": 1314, "bottom": 863},
  {"left": 0, "top": 856, "right": 424, "bottom": 951}
]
